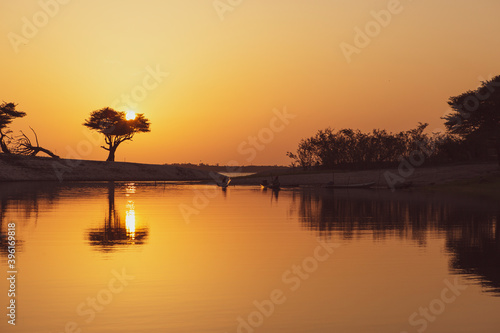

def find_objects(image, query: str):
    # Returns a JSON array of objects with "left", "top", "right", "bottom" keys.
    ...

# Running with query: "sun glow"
[{"left": 126, "top": 111, "right": 136, "bottom": 120}]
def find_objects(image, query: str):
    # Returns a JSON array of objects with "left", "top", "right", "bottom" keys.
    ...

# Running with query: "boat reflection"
[
  {"left": 87, "top": 182, "right": 148, "bottom": 252},
  {"left": 261, "top": 186, "right": 280, "bottom": 202}
]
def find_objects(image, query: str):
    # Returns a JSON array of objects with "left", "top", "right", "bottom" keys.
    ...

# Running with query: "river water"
[{"left": 0, "top": 182, "right": 499, "bottom": 333}]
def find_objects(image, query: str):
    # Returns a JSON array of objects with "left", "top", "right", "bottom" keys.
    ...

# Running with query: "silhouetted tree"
[
  {"left": 83, "top": 107, "right": 150, "bottom": 161},
  {"left": 443, "top": 75, "right": 500, "bottom": 165},
  {"left": 0, "top": 102, "right": 26, "bottom": 154}
]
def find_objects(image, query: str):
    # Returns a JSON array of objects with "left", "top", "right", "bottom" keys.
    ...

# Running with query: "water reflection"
[
  {"left": 125, "top": 200, "right": 136, "bottom": 239},
  {"left": 125, "top": 182, "right": 136, "bottom": 195},
  {"left": 87, "top": 182, "right": 148, "bottom": 252},
  {"left": 261, "top": 186, "right": 280, "bottom": 202},
  {"left": 0, "top": 182, "right": 498, "bottom": 297},
  {"left": 292, "top": 189, "right": 500, "bottom": 294},
  {"left": 446, "top": 215, "right": 500, "bottom": 294},
  {"left": 0, "top": 182, "right": 58, "bottom": 256}
]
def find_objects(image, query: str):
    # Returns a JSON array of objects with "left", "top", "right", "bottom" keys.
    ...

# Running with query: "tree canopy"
[
  {"left": 83, "top": 107, "right": 150, "bottom": 162},
  {"left": 0, "top": 102, "right": 26, "bottom": 154},
  {"left": 443, "top": 75, "right": 500, "bottom": 164}
]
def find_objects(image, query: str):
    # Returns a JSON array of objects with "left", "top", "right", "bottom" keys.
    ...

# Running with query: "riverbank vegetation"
[{"left": 287, "top": 76, "right": 500, "bottom": 169}]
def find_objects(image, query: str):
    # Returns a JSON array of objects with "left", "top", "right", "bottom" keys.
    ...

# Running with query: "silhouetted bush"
[{"left": 287, "top": 123, "right": 492, "bottom": 170}]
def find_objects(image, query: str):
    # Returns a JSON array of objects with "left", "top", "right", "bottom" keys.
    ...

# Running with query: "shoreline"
[
  {"left": 1, "top": 155, "right": 498, "bottom": 195},
  {"left": 230, "top": 162, "right": 499, "bottom": 189},
  {"left": 0, "top": 155, "right": 216, "bottom": 182}
]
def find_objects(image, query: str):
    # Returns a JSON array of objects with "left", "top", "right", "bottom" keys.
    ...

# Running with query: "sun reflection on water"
[
  {"left": 125, "top": 182, "right": 136, "bottom": 196},
  {"left": 126, "top": 200, "right": 136, "bottom": 239}
]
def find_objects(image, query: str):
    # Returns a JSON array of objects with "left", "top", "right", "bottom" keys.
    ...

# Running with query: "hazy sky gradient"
[{"left": 1, "top": 0, "right": 500, "bottom": 165}]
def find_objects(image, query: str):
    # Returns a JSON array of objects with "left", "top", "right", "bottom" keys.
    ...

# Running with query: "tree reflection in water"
[
  {"left": 291, "top": 189, "right": 500, "bottom": 295},
  {"left": 0, "top": 182, "right": 59, "bottom": 256},
  {"left": 446, "top": 213, "right": 500, "bottom": 294},
  {"left": 87, "top": 182, "right": 148, "bottom": 252},
  {"left": 1, "top": 182, "right": 497, "bottom": 295}
]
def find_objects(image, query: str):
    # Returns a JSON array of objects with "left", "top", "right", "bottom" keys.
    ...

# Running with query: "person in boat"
[
  {"left": 325, "top": 180, "right": 335, "bottom": 187},
  {"left": 261, "top": 179, "right": 269, "bottom": 187},
  {"left": 222, "top": 176, "right": 230, "bottom": 186},
  {"left": 272, "top": 176, "right": 280, "bottom": 187}
]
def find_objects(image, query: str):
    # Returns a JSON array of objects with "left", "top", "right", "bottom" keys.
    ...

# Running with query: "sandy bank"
[
  {"left": 230, "top": 162, "right": 499, "bottom": 188},
  {"left": 0, "top": 155, "right": 215, "bottom": 181}
]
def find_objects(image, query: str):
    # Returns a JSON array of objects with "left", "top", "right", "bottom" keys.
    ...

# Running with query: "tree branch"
[{"left": 13, "top": 128, "right": 59, "bottom": 159}]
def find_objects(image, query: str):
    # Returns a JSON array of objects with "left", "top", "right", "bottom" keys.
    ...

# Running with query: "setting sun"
[{"left": 126, "top": 111, "right": 136, "bottom": 120}]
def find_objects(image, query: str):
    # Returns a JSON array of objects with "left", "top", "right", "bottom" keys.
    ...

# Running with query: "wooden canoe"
[{"left": 323, "top": 182, "right": 375, "bottom": 189}]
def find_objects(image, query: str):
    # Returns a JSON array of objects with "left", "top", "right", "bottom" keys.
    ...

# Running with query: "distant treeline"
[
  {"left": 286, "top": 123, "right": 495, "bottom": 169},
  {"left": 169, "top": 163, "right": 288, "bottom": 173}
]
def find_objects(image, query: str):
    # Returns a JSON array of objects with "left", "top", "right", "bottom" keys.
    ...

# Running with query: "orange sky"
[{"left": 1, "top": 0, "right": 500, "bottom": 165}]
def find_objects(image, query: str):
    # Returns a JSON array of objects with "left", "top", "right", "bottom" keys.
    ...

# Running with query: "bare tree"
[{"left": 13, "top": 127, "right": 59, "bottom": 158}]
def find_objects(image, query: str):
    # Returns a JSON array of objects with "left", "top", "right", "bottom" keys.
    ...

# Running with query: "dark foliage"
[
  {"left": 287, "top": 123, "right": 447, "bottom": 169},
  {"left": 443, "top": 75, "right": 500, "bottom": 165},
  {"left": 0, "top": 102, "right": 26, "bottom": 154}
]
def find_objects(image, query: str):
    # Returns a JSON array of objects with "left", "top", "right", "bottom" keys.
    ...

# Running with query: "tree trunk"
[
  {"left": 0, "top": 132, "right": 11, "bottom": 154},
  {"left": 496, "top": 211, "right": 500, "bottom": 243},
  {"left": 0, "top": 140, "right": 10, "bottom": 154},
  {"left": 106, "top": 145, "right": 117, "bottom": 162},
  {"left": 33, "top": 147, "right": 60, "bottom": 159},
  {"left": 107, "top": 181, "right": 115, "bottom": 229},
  {"left": 496, "top": 137, "right": 500, "bottom": 167}
]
